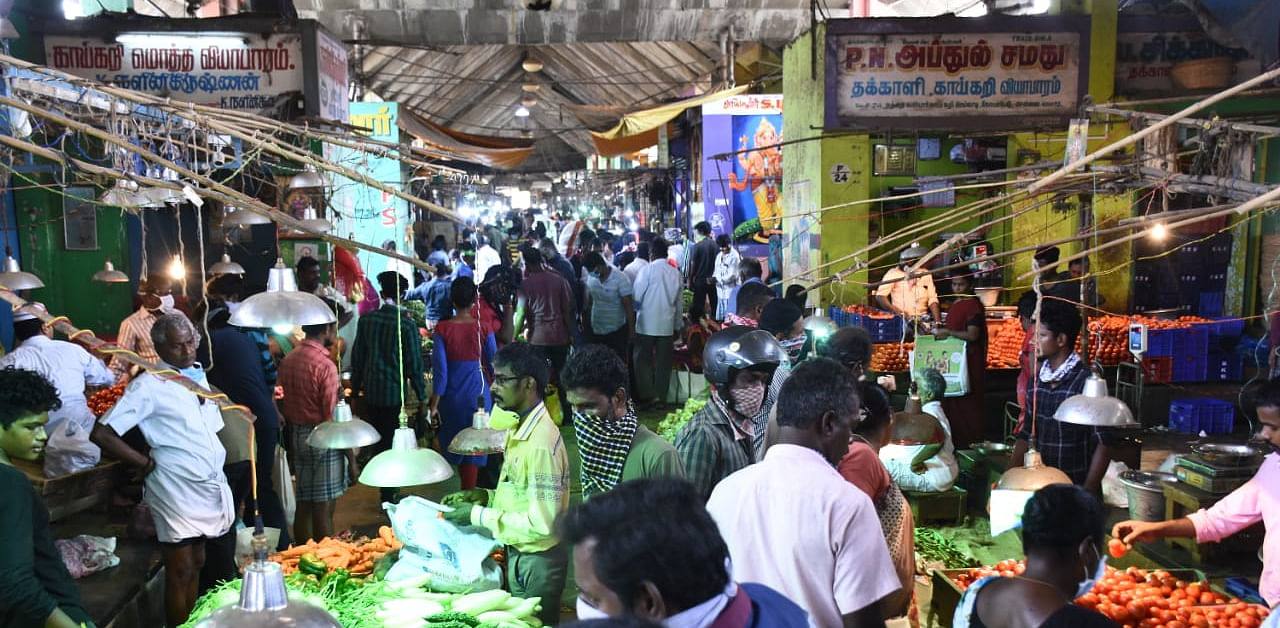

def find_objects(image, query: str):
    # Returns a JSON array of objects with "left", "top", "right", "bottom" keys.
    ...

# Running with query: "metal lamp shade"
[
  {"left": 995, "top": 449, "right": 1073, "bottom": 491},
  {"left": 92, "top": 259, "right": 129, "bottom": 283},
  {"left": 359, "top": 425, "right": 454, "bottom": 488},
  {"left": 289, "top": 165, "right": 330, "bottom": 189},
  {"left": 208, "top": 253, "right": 246, "bottom": 276},
  {"left": 0, "top": 255, "right": 43, "bottom": 290},
  {"left": 449, "top": 407, "right": 507, "bottom": 455},
  {"left": 294, "top": 206, "right": 333, "bottom": 234},
  {"left": 193, "top": 554, "right": 341, "bottom": 628},
  {"left": 100, "top": 180, "right": 139, "bottom": 207},
  {"left": 1054, "top": 373, "right": 1139, "bottom": 428},
  {"left": 224, "top": 206, "right": 273, "bottom": 227},
  {"left": 307, "top": 400, "right": 381, "bottom": 449},
  {"left": 228, "top": 260, "right": 337, "bottom": 329},
  {"left": 803, "top": 314, "right": 837, "bottom": 338}
]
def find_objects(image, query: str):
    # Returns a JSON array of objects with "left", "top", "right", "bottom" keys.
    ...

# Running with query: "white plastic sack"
[
  {"left": 384, "top": 496, "right": 503, "bottom": 592},
  {"left": 43, "top": 420, "right": 100, "bottom": 478},
  {"left": 1101, "top": 460, "right": 1130, "bottom": 509},
  {"left": 272, "top": 444, "right": 296, "bottom": 526},
  {"left": 54, "top": 534, "right": 119, "bottom": 578}
]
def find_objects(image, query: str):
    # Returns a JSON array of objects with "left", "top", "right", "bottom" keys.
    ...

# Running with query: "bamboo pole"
[
  {"left": 0, "top": 289, "right": 255, "bottom": 424},
  {"left": 1029, "top": 65, "right": 1280, "bottom": 194}
]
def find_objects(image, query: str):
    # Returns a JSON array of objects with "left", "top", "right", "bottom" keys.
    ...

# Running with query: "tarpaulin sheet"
[{"left": 399, "top": 108, "right": 535, "bottom": 170}]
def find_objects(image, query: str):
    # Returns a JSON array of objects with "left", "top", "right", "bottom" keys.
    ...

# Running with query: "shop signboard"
[
  {"left": 311, "top": 28, "right": 349, "bottom": 122},
  {"left": 824, "top": 16, "right": 1089, "bottom": 130},
  {"left": 1115, "top": 17, "right": 1259, "bottom": 94},
  {"left": 329, "top": 102, "right": 408, "bottom": 277},
  {"left": 44, "top": 32, "right": 304, "bottom": 112},
  {"left": 701, "top": 94, "right": 783, "bottom": 267}
]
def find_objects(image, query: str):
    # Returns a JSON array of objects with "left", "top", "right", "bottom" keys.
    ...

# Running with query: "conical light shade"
[
  {"left": 307, "top": 400, "right": 381, "bottom": 449},
  {"left": 996, "top": 449, "right": 1073, "bottom": 491},
  {"left": 100, "top": 180, "right": 139, "bottom": 206},
  {"left": 139, "top": 186, "right": 182, "bottom": 208},
  {"left": 229, "top": 259, "right": 337, "bottom": 329},
  {"left": 0, "top": 254, "right": 43, "bottom": 290},
  {"left": 359, "top": 423, "right": 454, "bottom": 488},
  {"left": 193, "top": 534, "right": 342, "bottom": 628},
  {"left": 803, "top": 314, "right": 837, "bottom": 338},
  {"left": 92, "top": 258, "right": 129, "bottom": 283},
  {"left": 208, "top": 253, "right": 246, "bottom": 276},
  {"left": 892, "top": 395, "right": 942, "bottom": 443},
  {"left": 224, "top": 206, "right": 273, "bottom": 227},
  {"left": 294, "top": 206, "right": 333, "bottom": 234},
  {"left": 1055, "top": 373, "right": 1139, "bottom": 428},
  {"left": 289, "top": 164, "right": 330, "bottom": 189},
  {"left": 448, "top": 407, "right": 506, "bottom": 455}
]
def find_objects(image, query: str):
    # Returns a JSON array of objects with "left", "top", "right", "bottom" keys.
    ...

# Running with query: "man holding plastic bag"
[{"left": 441, "top": 343, "right": 571, "bottom": 626}]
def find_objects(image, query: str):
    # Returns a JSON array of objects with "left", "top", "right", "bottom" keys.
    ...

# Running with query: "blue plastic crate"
[
  {"left": 1168, "top": 398, "right": 1235, "bottom": 435},
  {"left": 1171, "top": 355, "right": 1208, "bottom": 382},
  {"left": 1207, "top": 317, "right": 1244, "bottom": 338},
  {"left": 1207, "top": 352, "right": 1243, "bottom": 381},
  {"left": 1199, "top": 292, "right": 1225, "bottom": 318},
  {"left": 863, "top": 315, "right": 904, "bottom": 343},
  {"left": 1145, "top": 328, "right": 1178, "bottom": 356}
]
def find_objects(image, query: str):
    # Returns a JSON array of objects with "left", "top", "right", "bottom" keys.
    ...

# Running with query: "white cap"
[{"left": 12, "top": 302, "right": 46, "bottom": 322}]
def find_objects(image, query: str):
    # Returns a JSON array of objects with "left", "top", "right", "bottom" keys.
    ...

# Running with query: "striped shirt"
[
  {"left": 279, "top": 339, "right": 339, "bottom": 426},
  {"left": 349, "top": 304, "right": 427, "bottom": 408},
  {"left": 110, "top": 307, "right": 160, "bottom": 380},
  {"left": 585, "top": 268, "right": 633, "bottom": 335},
  {"left": 1017, "top": 359, "right": 1113, "bottom": 485},
  {"left": 675, "top": 398, "right": 756, "bottom": 501}
]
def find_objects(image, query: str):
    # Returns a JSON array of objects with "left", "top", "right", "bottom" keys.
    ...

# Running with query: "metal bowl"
[
  {"left": 1189, "top": 442, "right": 1265, "bottom": 466},
  {"left": 972, "top": 441, "right": 1011, "bottom": 456}
]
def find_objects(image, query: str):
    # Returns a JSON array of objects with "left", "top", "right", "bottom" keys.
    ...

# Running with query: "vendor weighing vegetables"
[
  {"left": 1113, "top": 377, "right": 1280, "bottom": 608},
  {"left": 441, "top": 343, "right": 570, "bottom": 626}
]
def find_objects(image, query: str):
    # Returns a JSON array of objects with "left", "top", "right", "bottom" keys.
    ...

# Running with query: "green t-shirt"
[{"left": 621, "top": 425, "right": 687, "bottom": 484}]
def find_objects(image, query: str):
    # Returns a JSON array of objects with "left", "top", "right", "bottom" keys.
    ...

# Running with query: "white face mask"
[
  {"left": 158, "top": 294, "right": 175, "bottom": 310},
  {"left": 576, "top": 597, "right": 609, "bottom": 620},
  {"left": 1074, "top": 543, "right": 1108, "bottom": 599}
]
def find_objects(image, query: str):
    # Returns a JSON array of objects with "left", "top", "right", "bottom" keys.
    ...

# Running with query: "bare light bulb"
[
  {"left": 1150, "top": 223, "right": 1167, "bottom": 241},
  {"left": 168, "top": 256, "right": 186, "bottom": 280}
]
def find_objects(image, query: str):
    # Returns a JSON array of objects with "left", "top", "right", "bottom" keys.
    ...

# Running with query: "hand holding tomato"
[
  {"left": 1112, "top": 519, "right": 1166, "bottom": 545},
  {"left": 1108, "top": 538, "right": 1130, "bottom": 558}
]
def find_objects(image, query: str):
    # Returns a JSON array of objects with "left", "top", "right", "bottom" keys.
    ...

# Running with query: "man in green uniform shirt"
[
  {"left": 561, "top": 344, "right": 685, "bottom": 498},
  {"left": 442, "top": 343, "right": 570, "bottom": 626},
  {"left": 0, "top": 367, "right": 95, "bottom": 628}
]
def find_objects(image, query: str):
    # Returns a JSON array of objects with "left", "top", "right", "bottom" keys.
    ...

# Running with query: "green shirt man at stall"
[
  {"left": 0, "top": 367, "right": 95, "bottom": 628},
  {"left": 442, "top": 343, "right": 570, "bottom": 627},
  {"left": 561, "top": 344, "right": 685, "bottom": 499}
]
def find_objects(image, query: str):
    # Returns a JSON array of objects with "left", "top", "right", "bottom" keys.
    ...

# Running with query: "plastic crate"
[
  {"left": 1168, "top": 398, "right": 1235, "bottom": 435},
  {"left": 1141, "top": 356, "right": 1173, "bottom": 383},
  {"left": 862, "top": 315, "right": 904, "bottom": 343},
  {"left": 1207, "top": 317, "right": 1244, "bottom": 339},
  {"left": 1146, "top": 328, "right": 1178, "bottom": 356},
  {"left": 1171, "top": 354, "right": 1208, "bottom": 382},
  {"left": 1207, "top": 352, "right": 1243, "bottom": 381},
  {"left": 1199, "top": 292, "right": 1225, "bottom": 318}
]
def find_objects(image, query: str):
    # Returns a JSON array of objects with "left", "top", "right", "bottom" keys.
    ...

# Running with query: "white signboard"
[
  {"left": 829, "top": 30, "right": 1082, "bottom": 127},
  {"left": 314, "top": 29, "right": 349, "bottom": 122},
  {"left": 45, "top": 33, "right": 304, "bottom": 112},
  {"left": 701, "top": 93, "right": 783, "bottom": 116}
]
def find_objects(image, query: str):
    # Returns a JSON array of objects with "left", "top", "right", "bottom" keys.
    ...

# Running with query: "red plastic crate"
[{"left": 1141, "top": 357, "right": 1173, "bottom": 383}]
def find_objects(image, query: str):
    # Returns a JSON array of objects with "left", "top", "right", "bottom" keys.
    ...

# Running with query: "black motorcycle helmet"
[{"left": 702, "top": 327, "right": 786, "bottom": 389}]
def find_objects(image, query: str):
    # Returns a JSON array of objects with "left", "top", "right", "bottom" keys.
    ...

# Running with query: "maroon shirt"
[{"left": 518, "top": 269, "right": 573, "bottom": 346}]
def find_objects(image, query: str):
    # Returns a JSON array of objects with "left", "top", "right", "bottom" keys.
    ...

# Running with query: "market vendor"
[
  {"left": 1033, "top": 246, "right": 1079, "bottom": 304},
  {"left": 560, "top": 344, "right": 684, "bottom": 498},
  {"left": 0, "top": 366, "right": 96, "bottom": 628},
  {"left": 109, "top": 273, "right": 173, "bottom": 383},
  {"left": 953, "top": 484, "right": 1116, "bottom": 628},
  {"left": 880, "top": 369, "right": 958, "bottom": 493},
  {"left": 675, "top": 327, "right": 785, "bottom": 500},
  {"left": 874, "top": 244, "right": 941, "bottom": 326},
  {"left": 441, "top": 342, "right": 570, "bottom": 626},
  {"left": 1009, "top": 301, "right": 1114, "bottom": 491},
  {"left": 758, "top": 298, "right": 809, "bottom": 364},
  {"left": 561, "top": 477, "right": 810, "bottom": 626},
  {"left": 91, "top": 314, "right": 235, "bottom": 628},
  {"left": 936, "top": 271, "right": 988, "bottom": 448},
  {"left": 1112, "top": 377, "right": 1280, "bottom": 608}
]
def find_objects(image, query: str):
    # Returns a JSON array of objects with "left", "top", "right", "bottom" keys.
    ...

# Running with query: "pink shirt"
[
  {"left": 1188, "top": 452, "right": 1280, "bottom": 606},
  {"left": 706, "top": 444, "right": 901, "bottom": 626}
]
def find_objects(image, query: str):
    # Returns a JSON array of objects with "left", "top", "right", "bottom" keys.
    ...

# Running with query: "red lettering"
[{"left": 381, "top": 207, "right": 396, "bottom": 226}]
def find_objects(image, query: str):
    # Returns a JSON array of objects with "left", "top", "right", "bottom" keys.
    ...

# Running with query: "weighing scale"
[
  {"left": 1173, "top": 454, "right": 1258, "bottom": 494},
  {"left": 1114, "top": 323, "right": 1149, "bottom": 420}
]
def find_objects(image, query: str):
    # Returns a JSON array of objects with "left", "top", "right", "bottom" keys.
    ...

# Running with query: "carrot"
[
  {"left": 378, "top": 526, "right": 397, "bottom": 545},
  {"left": 277, "top": 544, "right": 314, "bottom": 558}
]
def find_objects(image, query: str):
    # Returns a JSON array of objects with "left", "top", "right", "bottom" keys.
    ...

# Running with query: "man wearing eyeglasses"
[{"left": 440, "top": 343, "right": 570, "bottom": 627}]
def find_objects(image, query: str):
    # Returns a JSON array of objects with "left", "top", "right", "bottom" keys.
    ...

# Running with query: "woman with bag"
[
  {"left": 935, "top": 271, "right": 987, "bottom": 449},
  {"left": 430, "top": 277, "right": 496, "bottom": 490}
]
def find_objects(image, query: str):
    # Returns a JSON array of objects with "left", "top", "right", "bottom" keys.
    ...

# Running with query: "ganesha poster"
[{"left": 701, "top": 94, "right": 783, "bottom": 260}]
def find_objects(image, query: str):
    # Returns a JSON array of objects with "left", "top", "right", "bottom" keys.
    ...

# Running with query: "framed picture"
[
  {"left": 63, "top": 187, "right": 98, "bottom": 250},
  {"left": 873, "top": 144, "right": 917, "bottom": 176}
]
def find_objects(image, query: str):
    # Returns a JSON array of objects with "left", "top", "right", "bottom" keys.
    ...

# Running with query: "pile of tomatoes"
[
  {"left": 1082, "top": 316, "right": 1134, "bottom": 366},
  {"left": 949, "top": 561, "right": 1269, "bottom": 628},
  {"left": 988, "top": 318, "right": 1025, "bottom": 369},
  {"left": 840, "top": 304, "right": 895, "bottom": 319},
  {"left": 870, "top": 343, "right": 912, "bottom": 372},
  {"left": 87, "top": 384, "right": 126, "bottom": 417}
]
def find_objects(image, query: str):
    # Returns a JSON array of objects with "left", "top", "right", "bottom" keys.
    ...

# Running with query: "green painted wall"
[{"left": 13, "top": 183, "right": 133, "bottom": 338}]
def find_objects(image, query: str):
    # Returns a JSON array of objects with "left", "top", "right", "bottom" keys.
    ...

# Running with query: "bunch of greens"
[
  {"left": 915, "top": 527, "right": 978, "bottom": 569},
  {"left": 658, "top": 396, "right": 708, "bottom": 442}
]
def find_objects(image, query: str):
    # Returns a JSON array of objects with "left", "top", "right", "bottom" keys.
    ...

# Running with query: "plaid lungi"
[{"left": 289, "top": 424, "right": 349, "bottom": 502}]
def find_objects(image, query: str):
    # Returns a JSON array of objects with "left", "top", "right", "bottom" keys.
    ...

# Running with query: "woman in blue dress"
[{"left": 429, "top": 276, "right": 496, "bottom": 489}]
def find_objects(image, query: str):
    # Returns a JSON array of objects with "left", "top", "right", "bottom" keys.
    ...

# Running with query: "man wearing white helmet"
[{"left": 874, "top": 244, "right": 941, "bottom": 323}]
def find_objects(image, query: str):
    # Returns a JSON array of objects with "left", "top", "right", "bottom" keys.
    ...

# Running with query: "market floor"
[{"left": 330, "top": 404, "right": 671, "bottom": 620}]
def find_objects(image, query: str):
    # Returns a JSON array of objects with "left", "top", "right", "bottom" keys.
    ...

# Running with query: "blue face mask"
[{"left": 1075, "top": 543, "right": 1108, "bottom": 599}]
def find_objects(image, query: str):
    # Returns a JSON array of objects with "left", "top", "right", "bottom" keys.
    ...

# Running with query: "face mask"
[
  {"left": 157, "top": 294, "right": 175, "bottom": 310},
  {"left": 728, "top": 382, "right": 767, "bottom": 418},
  {"left": 576, "top": 598, "right": 609, "bottom": 620},
  {"left": 1075, "top": 543, "right": 1107, "bottom": 599},
  {"left": 226, "top": 301, "right": 241, "bottom": 315},
  {"left": 779, "top": 335, "right": 806, "bottom": 360}
]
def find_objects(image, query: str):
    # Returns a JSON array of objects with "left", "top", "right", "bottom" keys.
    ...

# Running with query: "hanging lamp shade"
[
  {"left": 224, "top": 205, "right": 273, "bottom": 227},
  {"left": 92, "top": 258, "right": 129, "bottom": 283},
  {"left": 521, "top": 96, "right": 537, "bottom": 108},
  {"left": 229, "top": 259, "right": 337, "bottom": 329},
  {"left": 307, "top": 400, "right": 381, "bottom": 449},
  {"left": 294, "top": 206, "right": 333, "bottom": 234},
  {"left": 0, "top": 250, "right": 43, "bottom": 290},
  {"left": 803, "top": 314, "right": 837, "bottom": 339},
  {"left": 360, "top": 412, "right": 454, "bottom": 487},
  {"left": 521, "top": 83, "right": 540, "bottom": 92},
  {"left": 208, "top": 253, "right": 246, "bottom": 276},
  {"left": 1054, "top": 372, "right": 1139, "bottom": 428},
  {"left": 193, "top": 533, "right": 341, "bottom": 628},
  {"left": 995, "top": 449, "right": 1073, "bottom": 491},
  {"left": 100, "top": 180, "right": 140, "bottom": 207},
  {"left": 449, "top": 400, "right": 507, "bottom": 455},
  {"left": 289, "top": 164, "right": 330, "bottom": 190},
  {"left": 892, "top": 394, "right": 944, "bottom": 443},
  {"left": 521, "top": 58, "right": 543, "bottom": 73}
]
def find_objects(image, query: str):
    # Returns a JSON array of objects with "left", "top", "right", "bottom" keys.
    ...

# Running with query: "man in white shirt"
[
  {"left": 0, "top": 303, "right": 115, "bottom": 476},
  {"left": 475, "top": 235, "right": 502, "bottom": 281},
  {"left": 92, "top": 314, "right": 235, "bottom": 627},
  {"left": 623, "top": 241, "right": 649, "bottom": 284},
  {"left": 880, "top": 368, "right": 959, "bottom": 492},
  {"left": 632, "top": 238, "right": 683, "bottom": 409},
  {"left": 708, "top": 358, "right": 900, "bottom": 628}
]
